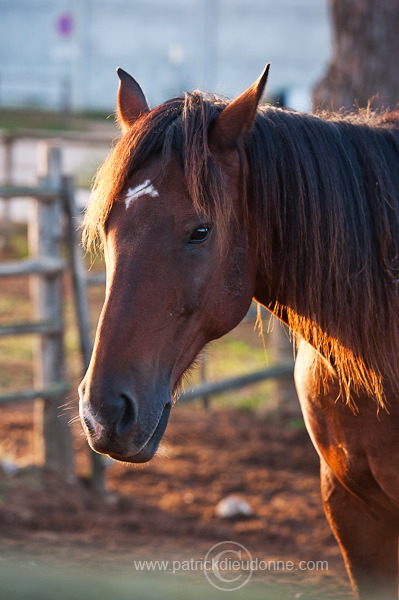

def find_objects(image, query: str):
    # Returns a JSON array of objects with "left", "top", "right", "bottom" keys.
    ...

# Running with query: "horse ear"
[
  {"left": 209, "top": 64, "right": 270, "bottom": 155},
  {"left": 116, "top": 67, "right": 150, "bottom": 131}
]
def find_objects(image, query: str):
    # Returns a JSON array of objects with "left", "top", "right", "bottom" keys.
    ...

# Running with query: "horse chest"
[{"left": 294, "top": 340, "right": 399, "bottom": 517}]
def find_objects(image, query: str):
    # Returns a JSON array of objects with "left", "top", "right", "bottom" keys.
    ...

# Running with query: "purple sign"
[{"left": 56, "top": 13, "right": 74, "bottom": 37}]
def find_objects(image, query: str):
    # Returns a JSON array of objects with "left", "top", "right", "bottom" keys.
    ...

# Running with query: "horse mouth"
[{"left": 107, "top": 403, "right": 171, "bottom": 464}]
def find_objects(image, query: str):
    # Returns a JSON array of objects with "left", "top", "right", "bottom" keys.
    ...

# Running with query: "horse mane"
[{"left": 83, "top": 92, "right": 399, "bottom": 407}]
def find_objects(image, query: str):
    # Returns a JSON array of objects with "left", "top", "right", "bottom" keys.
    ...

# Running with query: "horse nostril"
[
  {"left": 116, "top": 392, "right": 138, "bottom": 436},
  {"left": 84, "top": 416, "right": 95, "bottom": 436}
]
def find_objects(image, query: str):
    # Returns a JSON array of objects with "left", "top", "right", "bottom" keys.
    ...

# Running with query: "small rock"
[
  {"left": 183, "top": 492, "right": 194, "bottom": 504},
  {"left": 0, "top": 460, "right": 19, "bottom": 477},
  {"left": 215, "top": 495, "right": 254, "bottom": 519},
  {"left": 104, "top": 492, "right": 120, "bottom": 506}
]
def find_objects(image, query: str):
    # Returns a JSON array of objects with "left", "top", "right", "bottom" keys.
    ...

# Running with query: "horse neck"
[
  {"left": 249, "top": 109, "right": 329, "bottom": 313},
  {"left": 248, "top": 109, "right": 399, "bottom": 403}
]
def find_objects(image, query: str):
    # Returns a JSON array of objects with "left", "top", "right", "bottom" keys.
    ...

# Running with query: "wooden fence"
[
  {"left": 0, "top": 140, "right": 105, "bottom": 489},
  {"left": 0, "top": 134, "right": 296, "bottom": 488},
  {"left": 0, "top": 128, "right": 113, "bottom": 252},
  {"left": 0, "top": 142, "right": 73, "bottom": 478}
]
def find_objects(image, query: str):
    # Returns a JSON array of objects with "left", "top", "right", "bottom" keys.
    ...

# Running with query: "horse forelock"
[{"left": 83, "top": 89, "right": 399, "bottom": 406}]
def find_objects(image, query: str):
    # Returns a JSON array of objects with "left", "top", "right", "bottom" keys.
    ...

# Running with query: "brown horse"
[{"left": 79, "top": 65, "right": 399, "bottom": 599}]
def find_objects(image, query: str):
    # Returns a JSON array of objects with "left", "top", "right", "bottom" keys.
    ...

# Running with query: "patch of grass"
[
  {"left": 0, "top": 278, "right": 31, "bottom": 324},
  {"left": 0, "top": 559, "right": 299, "bottom": 600},
  {"left": 207, "top": 335, "right": 270, "bottom": 379},
  {"left": 0, "top": 336, "right": 34, "bottom": 390},
  {"left": 0, "top": 224, "right": 29, "bottom": 261},
  {"left": 288, "top": 417, "right": 306, "bottom": 430},
  {"left": 206, "top": 377, "right": 272, "bottom": 413}
]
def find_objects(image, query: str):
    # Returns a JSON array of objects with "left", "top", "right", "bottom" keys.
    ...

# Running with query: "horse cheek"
[{"left": 209, "top": 246, "right": 255, "bottom": 338}]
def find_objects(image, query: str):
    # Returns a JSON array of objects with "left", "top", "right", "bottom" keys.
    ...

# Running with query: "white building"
[{"left": 0, "top": 0, "right": 331, "bottom": 112}]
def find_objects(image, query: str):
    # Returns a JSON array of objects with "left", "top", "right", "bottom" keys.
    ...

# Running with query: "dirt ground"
[
  {"left": 0, "top": 404, "right": 352, "bottom": 599},
  {"left": 0, "top": 268, "right": 351, "bottom": 598}
]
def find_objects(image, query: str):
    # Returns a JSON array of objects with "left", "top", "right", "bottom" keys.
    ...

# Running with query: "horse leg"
[{"left": 320, "top": 458, "right": 398, "bottom": 600}]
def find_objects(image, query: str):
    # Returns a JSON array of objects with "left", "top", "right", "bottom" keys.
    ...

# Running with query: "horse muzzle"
[{"left": 78, "top": 379, "right": 171, "bottom": 463}]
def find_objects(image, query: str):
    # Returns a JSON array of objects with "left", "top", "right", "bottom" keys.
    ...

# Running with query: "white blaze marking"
[{"left": 124, "top": 179, "right": 159, "bottom": 209}]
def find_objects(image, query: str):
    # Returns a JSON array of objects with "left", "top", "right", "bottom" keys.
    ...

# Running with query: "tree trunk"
[{"left": 313, "top": 0, "right": 399, "bottom": 112}]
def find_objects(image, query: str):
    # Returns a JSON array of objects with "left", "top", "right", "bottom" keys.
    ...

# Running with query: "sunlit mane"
[{"left": 83, "top": 92, "right": 399, "bottom": 406}]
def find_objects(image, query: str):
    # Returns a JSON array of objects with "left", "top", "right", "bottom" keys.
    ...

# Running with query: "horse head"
[{"left": 78, "top": 66, "right": 270, "bottom": 462}]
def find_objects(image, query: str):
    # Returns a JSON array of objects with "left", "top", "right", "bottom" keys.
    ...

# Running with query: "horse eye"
[{"left": 188, "top": 225, "right": 211, "bottom": 244}]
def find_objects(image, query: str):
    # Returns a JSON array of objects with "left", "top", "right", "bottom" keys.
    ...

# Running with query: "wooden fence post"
[
  {"left": 29, "top": 141, "right": 74, "bottom": 478},
  {"left": 63, "top": 175, "right": 106, "bottom": 492},
  {"left": 0, "top": 135, "right": 13, "bottom": 252}
]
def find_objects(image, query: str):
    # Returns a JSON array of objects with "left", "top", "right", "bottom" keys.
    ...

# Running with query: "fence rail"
[
  {"left": 0, "top": 257, "right": 65, "bottom": 277},
  {"left": 86, "top": 272, "right": 106, "bottom": 286},
  {"left": 180, "top": 363, "right": 294, "bottom": 403},
  {"left": 0, "top": 382, "right": 69, "bottom": 405},
  {"left": 0, "top": 185, "right": 60, "bottom": 201},
  {"left": 0, "top": 320, "right": 61, "bottom": 337},
  {"left": 0, "top": 128, "right": 113, "bottom": 145}
]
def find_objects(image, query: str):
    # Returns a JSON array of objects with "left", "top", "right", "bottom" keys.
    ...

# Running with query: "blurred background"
[
  {"left": 0, "top": 0, "right": 330, "bottom": 113},
  {"left": 0, "top": 1, "right": 398, "bottom": 598}
]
